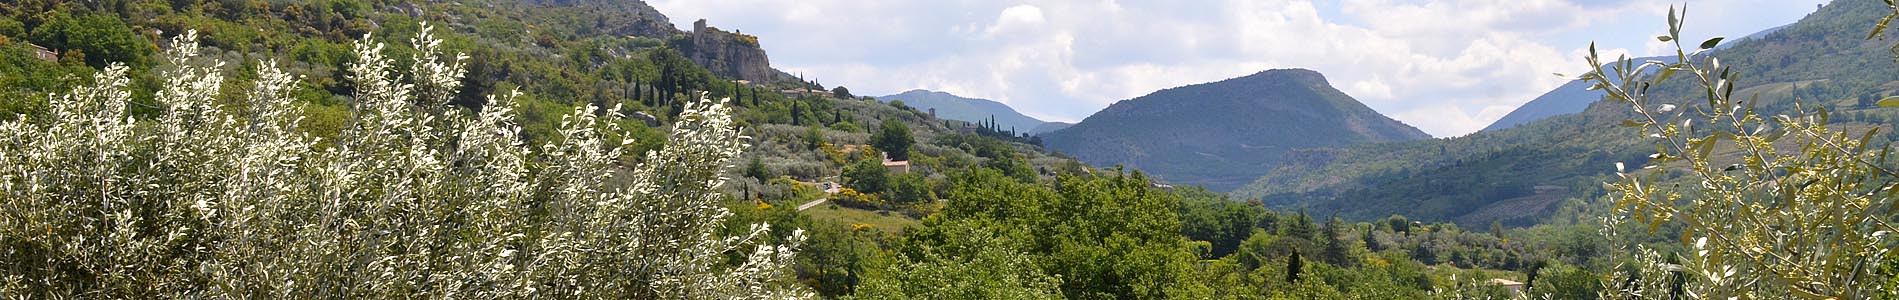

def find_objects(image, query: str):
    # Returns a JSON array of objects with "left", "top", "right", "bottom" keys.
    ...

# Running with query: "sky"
[{"left": 649, "top": 0, "right": 1831, "bottom": 137}]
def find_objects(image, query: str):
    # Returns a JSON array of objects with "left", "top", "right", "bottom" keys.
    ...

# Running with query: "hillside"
[
  {"left": 874, "top": 89, "right": 1066, "bottom": 134},
  {"left": 1233, "top": 101, "right": 1650, "bottom": 225},
  {"left": 0, "top": 0, "right": 1075, "bottom": 191},
  {"left": 1041, "top": 69, "right": 1429, "bottom": 191},
  {"left": 1482, "top": 23, "right": 1791, "bottom": 132},
  {"left": 1233, "top": 0, "right": 1899, "bottom": 225},
  {"left": 1478, "top": 75, "right": 1610, "bottom": 132},
  {"left": 1480, "top": 57, "right": 1674, "bottom": 132},
  {"left": 7, "top": 0, "right": 1894, "bottom": 298}
]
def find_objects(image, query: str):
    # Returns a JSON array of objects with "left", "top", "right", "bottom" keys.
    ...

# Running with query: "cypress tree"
[
  {"left": 1287, "top": 249, "right": 1304, "bottom": 283},
  {"left": 732, "top": 83, "right": 742, "bottom": 107}
]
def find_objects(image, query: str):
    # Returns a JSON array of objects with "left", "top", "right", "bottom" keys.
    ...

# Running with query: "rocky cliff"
[
  {"left": 511, "top": 1, "right": 775, "bottom": 82},
  {"left": 679, "top": 19, "right": 775, "bottom": 82}
]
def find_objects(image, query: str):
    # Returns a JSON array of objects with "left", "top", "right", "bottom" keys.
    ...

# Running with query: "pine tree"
[
  {"left": 1282, "top": 210, "right": 1315, "bottom": 240},
  {"left": 1320, "top": 216, "right": 1350, "bottom": 267}
]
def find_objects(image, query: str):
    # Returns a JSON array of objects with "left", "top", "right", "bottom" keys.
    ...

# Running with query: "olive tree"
[
  {"left": 1577, "top": 6, "right": 1896, "bottom": 300},
  {"left": 0, "top": 24, "right": 808, "bottom": 299}
]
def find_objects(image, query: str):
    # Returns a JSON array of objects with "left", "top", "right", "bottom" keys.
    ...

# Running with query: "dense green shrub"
[{"left": 0, "top": 26, "right": 807, "bottom": 299}]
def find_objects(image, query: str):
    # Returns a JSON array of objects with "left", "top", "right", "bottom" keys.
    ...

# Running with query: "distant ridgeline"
[
  {"left": 1233, "top": 0, "right": 1899, "bottom": 226},
  {"left": 874, "top": 89, "right": 1071, "bottom": 135},
  {"left": 1042, "top": 69, "right": 1429, "bottom": 192},
  {"left": 1481, "top": 23, "right": 1789, "bottom": 132}
]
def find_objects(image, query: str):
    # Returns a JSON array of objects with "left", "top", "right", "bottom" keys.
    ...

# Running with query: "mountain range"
[
  {"left": 1041, "top": 69, "right": 1429, "bottom": 191},
  {"left": 873, "top": 90, "right": 1071, "bottom": 135}
]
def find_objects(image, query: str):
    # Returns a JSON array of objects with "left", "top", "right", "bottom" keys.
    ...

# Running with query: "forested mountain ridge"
[
  {"left": 873, "top": 89, "right": 1066, "bottom": 135},
  {"left": 1233, "top": 0, "right": 1899, "bottom": 226},
  {"left": 1234, "top": 99, "right": 1651, "bottom": 226},
  {"left": 1042, "top": 68, "right": 1429, "bottom": 191}
]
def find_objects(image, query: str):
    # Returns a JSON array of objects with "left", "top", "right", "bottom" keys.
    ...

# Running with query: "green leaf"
[
  {"left": 1870, "top": 14, "right": 1895, "bottom": 40},
  {"left": 1589, "top": 42, "right": 1599, "bottom": 61},
  {"left": 1656, "top": 67, "right": 1678, "bottom": 83},
  {"left": 1699, "top": 37, "right": 1725, "bottom": 50},
  {"left": 1620, "top": 120, "right": 1646, "bottom": 127},
  {"left": 1875, "top": 96, "right": 1899, "bottom": 107},
  {"left": 1668, "top": 6, "right": 1680, "bottom": 38},
  {"left": 1657, "top": 35, "right": 1673, "bottom": 42},
  {"left": 1860, "top": 127, "right": 1881, "bottom": 151},
  {"left": 1695, "top": 137, "right": 1717, "bottom": 160}
]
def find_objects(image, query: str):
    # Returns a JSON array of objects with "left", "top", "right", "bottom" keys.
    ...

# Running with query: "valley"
[{"left": 1, "top": 0, "right": 1893, "bottom": 299}]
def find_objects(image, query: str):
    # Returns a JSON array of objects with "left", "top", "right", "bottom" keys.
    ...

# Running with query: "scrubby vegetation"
[
  {"left": 1, "top": 27, "right": 805, "bottom": 298},
  {"left": 3, "top": 0, "right": 1897, "bottom": 299}
]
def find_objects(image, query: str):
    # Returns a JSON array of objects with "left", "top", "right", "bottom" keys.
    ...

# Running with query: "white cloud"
[
  {"left": 648, "top": 0, "right": 1827, "bottom": 137},
  {"left": 985, "top": 5, "right": 1047, "bottom": 37}
]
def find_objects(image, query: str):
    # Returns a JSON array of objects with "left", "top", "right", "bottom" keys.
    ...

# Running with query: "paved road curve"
[{"left": 796, "top": 198, "right": 828, "bottom": 211}]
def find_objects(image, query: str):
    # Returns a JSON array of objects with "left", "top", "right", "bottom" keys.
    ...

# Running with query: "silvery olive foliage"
[
  {"left": 0, "top": 24, "right": 808, "bottom": 299},
  {"left": 1575, "top": 6, "right": 1896, "bottom": 300}
]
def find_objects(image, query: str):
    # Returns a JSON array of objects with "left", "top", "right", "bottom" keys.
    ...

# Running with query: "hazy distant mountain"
[
  {"left": 1482, "top": 23, "right": 1791, "bottom": 132},
  {"left": 1480, "top": 78, "right": 1609, "bottom": 132},
  {"left": 1030, "top": 122, "right": 1073, "bottom": 134},
  {"left": 1041, "top": 69, "right": 1429, "bottom": 191},
  {"left": 875, "top": 90, "right": 1067, "bottom": 134}
]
